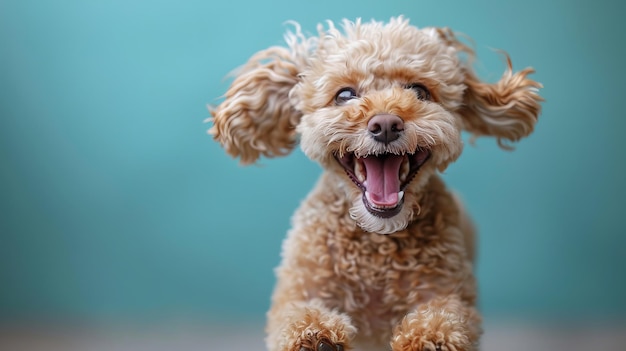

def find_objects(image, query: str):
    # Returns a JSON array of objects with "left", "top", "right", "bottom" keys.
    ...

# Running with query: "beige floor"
[{"left": 1, "top": 322, "right": 624, "bottom": 351}]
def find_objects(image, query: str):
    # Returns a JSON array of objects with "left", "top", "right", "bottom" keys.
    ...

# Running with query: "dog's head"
[{"left": 209, "top": 17, "right": 542, "bottom": 234}]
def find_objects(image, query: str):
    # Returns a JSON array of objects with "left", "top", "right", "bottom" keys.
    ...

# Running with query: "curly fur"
[{"left": 209, "top": 16, "right": 542, "bottom": 351}]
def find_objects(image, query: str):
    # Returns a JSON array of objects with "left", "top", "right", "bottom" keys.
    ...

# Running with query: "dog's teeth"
[
  {"left": 365, "top": 191, "right": 373, "bottom": 203},
  {"left": 399, "top": 156, "right": 409, "bottom": 182},
  {"left": 398, "top": 191, "right": 404, "bottom": 202},
  {"left": 355, "top": 159, "right": 366, "bottom": 183}
]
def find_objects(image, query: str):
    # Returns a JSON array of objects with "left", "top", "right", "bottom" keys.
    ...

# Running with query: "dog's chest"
[{"left": 323, "top": 231, "right": 443, "bottom": 334}]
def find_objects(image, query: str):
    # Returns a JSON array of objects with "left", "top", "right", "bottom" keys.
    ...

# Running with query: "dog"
[{"left": 209, "top": 16, "right": 542, "bottom": 351}]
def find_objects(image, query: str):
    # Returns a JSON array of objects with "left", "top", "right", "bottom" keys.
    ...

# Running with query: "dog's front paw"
[
  {"left": 268, "top": 300, "right": 355, "bottom": 351},
  {"left": 391, "top": 336, "right": 451, "bottom": 351},
  {"left": 391, "top": 328, "right": 466, "bottom": 351},
  {"left": 299, "top": 336, "right": 344, "bottom": 351},
  {"left": 391, "top": 298, "right": 480, "bottom": 351},
  {"left": 293, "top": 319, "right": 349, "bottom": 351}
]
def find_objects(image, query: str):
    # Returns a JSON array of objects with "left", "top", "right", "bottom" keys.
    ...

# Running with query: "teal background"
[{"left": 1, "top": 0, "right": 625, "bottom": 325}]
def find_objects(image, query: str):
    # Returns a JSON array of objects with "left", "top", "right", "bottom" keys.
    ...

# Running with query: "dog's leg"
[
  {"left": 266, "top": 298, "right": 356, "bottom": 351},
  {"left": 390, "top": 295, "right": 481, "bottom": 351}
]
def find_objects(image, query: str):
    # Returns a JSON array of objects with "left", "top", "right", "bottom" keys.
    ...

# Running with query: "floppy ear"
[
  {"left": 208, "top": 46, "right": 302, "bottom": 164},
  {"left": 438, "top": 28, "right": 543, "bottom": 149}
]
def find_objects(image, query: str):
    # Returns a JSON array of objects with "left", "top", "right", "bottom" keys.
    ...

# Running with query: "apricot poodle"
[{"left": 209, "top": 16, "right": 542, "bottom": 351}]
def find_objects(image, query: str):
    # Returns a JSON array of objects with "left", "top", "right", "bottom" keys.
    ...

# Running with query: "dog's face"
[
  {"left": 210, "top": 17, "right": 542, "bottom": 234},
  {"left": 292, "top": 23, "right": 466, "bottom": 233}
]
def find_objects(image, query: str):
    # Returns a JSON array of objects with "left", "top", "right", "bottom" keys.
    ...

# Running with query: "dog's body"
[{"left": 210, "top": 17, "right": 542, "bottom": 351}]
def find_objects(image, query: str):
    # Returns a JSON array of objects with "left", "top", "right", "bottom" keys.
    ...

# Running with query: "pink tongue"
[{"left": 362, "top": 155, "right": 403, "bottom": 206}]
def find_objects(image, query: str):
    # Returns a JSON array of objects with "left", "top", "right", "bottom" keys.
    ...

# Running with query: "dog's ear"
[
  {"left": 437, "top": 28, "right": 543, "bottom": 149},
  {"left": 209, "top": 46, "right": 302, "bottom": 164}
]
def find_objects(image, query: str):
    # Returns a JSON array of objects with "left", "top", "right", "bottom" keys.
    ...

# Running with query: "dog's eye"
[
  {"left": 407, "top": 83, "right": 431, "bottom": 101},
  {"left": 335, "top": 87, "right": 358, "bottom": 105}
]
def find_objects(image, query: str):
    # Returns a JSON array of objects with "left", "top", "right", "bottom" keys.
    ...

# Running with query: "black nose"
[{"left": 367, "top": 114, "right": 404, "bottom": 144}]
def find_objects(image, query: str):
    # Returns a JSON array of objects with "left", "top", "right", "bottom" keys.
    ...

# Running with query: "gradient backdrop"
[{"left": 1, "top": 0, "right": 624, "bottom": 328}]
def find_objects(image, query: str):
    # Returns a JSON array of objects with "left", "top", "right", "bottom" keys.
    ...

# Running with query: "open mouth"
[{"left": 336, "top": 149, "right": 431, "bottom": 218}]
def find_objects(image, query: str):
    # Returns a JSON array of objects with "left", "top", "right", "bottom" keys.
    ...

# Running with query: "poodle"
[{"left": 208, "top": 16, "right": 542, "bottom": 351}]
